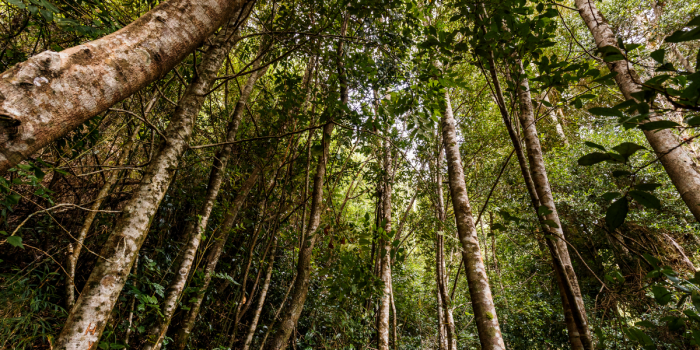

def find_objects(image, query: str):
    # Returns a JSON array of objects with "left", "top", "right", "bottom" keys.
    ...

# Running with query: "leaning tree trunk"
[
  {"left": 575, "top": 0, "right": 700, "bottom": 222},
  {"left": 172, "top": 166, "right": 262, "bottom": 350},
  {"left": 142, "top": 37, "right": 266, "bottom": 350},
  {"left": 441, "top": 90, "right": 505, "bottom": 350},
  {"left": 0, "top": 0, "right": 254, "bottom": 174},
  {"left": 484, "top": 48, "right": 588, "bottom": 350},
  {"left": 377, "top": 137, "right": 394, "bottom": 350},
  {"left": 53, "top": 8, "right": 253, "bottom": 349},
  {"left": 435, "top": 147, "right": 458, "bottom": 350},
  {"left": 241, "top": 235, "right": 278, "bottom": 350},
  {"left": 262, "top": 122, "right": 334, "bottom": 350},
  {"left": 512, "top": 60, "right": 594, "bottom": 350},
  {"left": 65, "top": 122, "right": 141, "bottom": 309}
]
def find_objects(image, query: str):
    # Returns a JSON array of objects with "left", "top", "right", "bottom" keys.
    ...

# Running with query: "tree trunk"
[
  {"left": 377, "top": 138, "right": 393, "bottom": 350},
  {"left": 441, "top": 90, "right": 505, "bottom": 350},
  {"left": 512, "top": 60, "right": 594, "bottom": 350},
  {"left": 575, "top": 0, "right": 700, "bottom": 222},
  {"left": 436, "top": 287, "right": 447, "bottom": 350},
  {"left": 435, "top": 147, "right": 457, "bottom": 350},
  {"left": 0, "top": 0, "right": 254, "bottom": 173},
  {"left": 65, "top": 122, "right": 141, "bottom": 309},
  {"left": 241, "top": 236, "right": 279, "bottom": 350},
  {"left": 172, "top": 166, "right": 262, "bottom": 350},
  {"left": 142, "top": 36, "right": 266, "bottom": 350},
  {"left": 262, "top": 122, "right": 333, "bottom": 350},
  {"left": 53, "top": 10, "right": 252, "bottom": 349},
  {"left": 482, "top": 45, "right": 589, "bottom": 349}
]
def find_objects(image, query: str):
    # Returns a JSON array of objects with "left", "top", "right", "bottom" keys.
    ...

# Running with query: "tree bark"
[
  {"left": 172, "top": 166, "right": 262, "bottom": 350},
  {"left": 441, "top": 90, "right": 505, "bottom": 350},
  {"left": 575, "top": 0, "right": 700, "bottom": 222},
  {"left": 261, "top": 122, "right": 333, "bottom": 350},
  {"left": 241, "top": 235, "right": 279, "bottom": 350},
  {"left": 0, "top": 0, "right": 254, "bottom": 173},
  {"left": 65, "top": 122, "right": 141, "bottom": 309},
  {"left": 53, "top": 9, "right": 253, "bottom": 349},
  {"left": 142, "top": 35, "right": 266, "bottom": 350},
  {"left": 377, "top": 138, "right": 393, "bottom": 350},
  {"left": 512, "top": 60, "right": 594, "bottom": 350},
  {"left": 435, "top": 146, "right": 457, "bottom": 350}
]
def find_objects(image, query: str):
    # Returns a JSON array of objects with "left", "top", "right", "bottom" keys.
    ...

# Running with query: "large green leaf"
[
  {"left": 6, "top": 236, "right": 23, "bottom": 249},
  {"left": 612, "top": 142, "right": 646, "bottom": 159},
  {"left": 577, "top": 152, "right": 611, "bottom": 166},
  {"left": 606, "top": 197, "right": 628, "bottom": 230},
  {"left": 629, "top": 190, "right": 661, "bottom": 209},
  {"left": 638, "top": 120, "right": 680, "bottom": 131}
]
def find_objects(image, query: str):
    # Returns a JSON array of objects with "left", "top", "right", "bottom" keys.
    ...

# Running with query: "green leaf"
[
  {"left": 603, "top": 54, "right": 626, "bottom": 62},
  {"left": 684, "top": 115, "right": 700, "bottom": 126},
  {"left": 685, "top": 309, "right": 700, "bottom": 323},
  {"left": 638, "top": 120, "right": 680, "bottom": 131},
  {"left": 629, "top": 190, "right": 661, "bottom": 209},
  {"left": 538, "top": 205, "right": 553, "bottom": 216},
  {"left": 666, "top": 27, "right": 700, "bottom": 43},
  {"left": 612, "top": 142, "right": 646, "bottom": 159},
  {"left": 652, "top": 285, "right": 673, "bottom": 305},
  {"left": 593, "top": 72, "right": 619, "bottom": 83},
  {"left": 612, "top": 170, "right": 631, "bottom": 177},
  {"left": 584, "top": 141, "right": 606, "bottom": 151},
  {"left": 7, "top": 236, "right": 23, "bottom": 249},
  {"left": 650, "top": 48, "right": 665, "bottom": 63},
  {"left": 40, "top": 9, "right": 53, "bottom": 21},
  {"left": 633, "top": 183, "right": 661, "bottom": 192},
  {"left": 602, "top": 192, "right": 621, "bottom": 201},
  {"left": 606, "top": 197, "right": 628, "bottom": 230},
  {"left": 541, "top": 219, "right": 559, "bottom": 228},
  {"left": 635, "top": 320, "right": 655, "bottom": 328},
  {"left": 588, "top": 107, "right": 622, "bottom": 117},
  {"left": 578, "top": 152, "right": 611, "bottom": 166},
  {"left": 7, "top": 0, "right": 25, "bottom": 9}
]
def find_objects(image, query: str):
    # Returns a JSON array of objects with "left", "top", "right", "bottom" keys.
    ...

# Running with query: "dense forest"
[{"left": 0, "top": 0, "right": 699, "bottom": 349}]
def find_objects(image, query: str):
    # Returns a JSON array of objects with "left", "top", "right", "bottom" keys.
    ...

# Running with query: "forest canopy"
[{"left": 0, "top": 0, "right": 699, "bottom": 349}]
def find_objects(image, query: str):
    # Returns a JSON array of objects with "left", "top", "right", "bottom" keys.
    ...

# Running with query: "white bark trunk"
[
  {"left": 0, "top": 0, "right": 253, "bottom": 173},
  {"left": 575, "top": 0, "right": 700, "bottom": 222},
  {"left": 172, "top": 166, "right": 262, "bottom": 350},
  {"left": 142, "top": 35, "right": 265, "bottom": 350},
  {"left": 66, "top": 122, "right": 141, "bottom": 309},
  {"left": 53, "top": 8, "right": 252, "bottom": 349},
  {"left": 441, "top": 90, "right": 505, "bottom": 350}
]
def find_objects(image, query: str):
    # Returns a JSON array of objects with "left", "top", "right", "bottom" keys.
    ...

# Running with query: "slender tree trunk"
[
  {"left": 436, "top": 287, "right": 447, "bottom": 350},
  {"left": 481, "top": 46, "right": 588, "bottom": 349},
  {"left": 142, "top": 38, "right": 267, "bottom": 350},
  {"left": 258, "top": 274, "right": 297, "bottom": 350},
  {"left": 441, "top": 90, "right": 505, "bottom": 350},
  {"left": 0, "top": 0, "right": 254, "bottom": 173},
  {"left": 435, "top": 147, "right": 457, "bottom": 350},
  {"left": 377, "top": 138, "right": 393, "bottom": 350},
  {"left": 123, "top": 256, "right": 139, "bottom": 347},
  {"left": 241, "top": 236, "right": 278, "bottom": 350},
  {"left": 261, "top": 122, "right": 333, "bottom": 350},
  {"left": 512, "top": 60, "right": 594, "bottom": 350},
  {"left": 575, "top": 0, "right": 700, "bottom": 222},
  {"left": 172, "top": 166, "right": 262, "bottom": 350},
  {"left": 65, "top": 122, "right": 141, "bottom": 309},
  {"left": 53, "top": 11, "right": 253, "bottom": 348}
]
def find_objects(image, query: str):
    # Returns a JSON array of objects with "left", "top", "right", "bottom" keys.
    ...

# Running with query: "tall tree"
[
  {"left": 575, "top": 0, "right": 700, "bottom": 222},
  {"left": 53, "top": 6, "right": 253, "bottom": 348},
  {"left": 441, "top": 89, "right": 505, "bottom": 350},
  {"left": 141, "top": 34, "right": 268, "bottom": 350}
]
